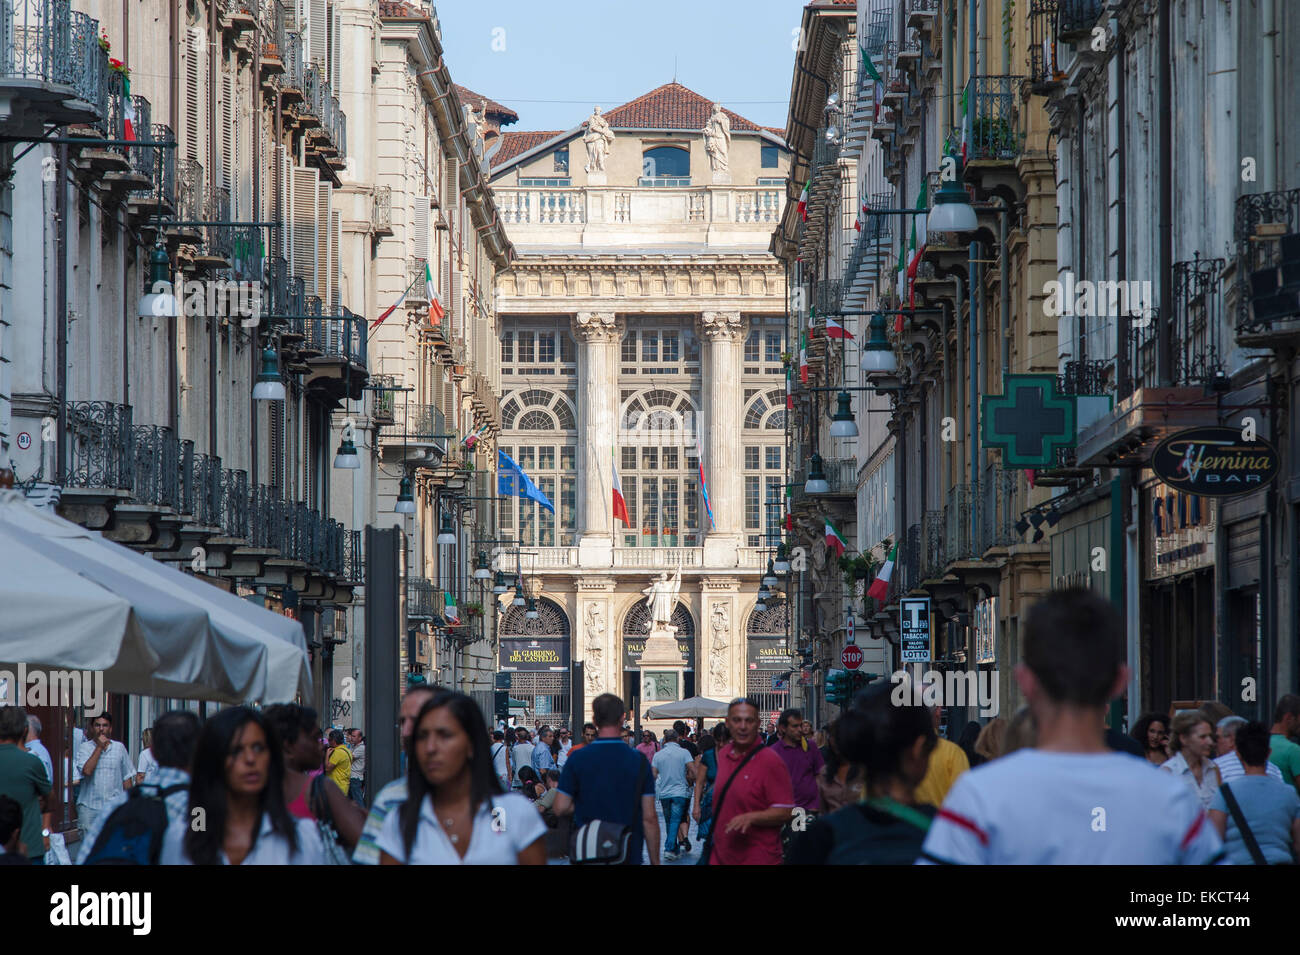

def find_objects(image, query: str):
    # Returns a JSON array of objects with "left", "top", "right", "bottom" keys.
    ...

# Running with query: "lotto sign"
[
  {"left": 841, "top": 644, "right": 863, "bottom": 670},
  {"left": 900, "top": 597, "right": 931, "bottom": 662}
]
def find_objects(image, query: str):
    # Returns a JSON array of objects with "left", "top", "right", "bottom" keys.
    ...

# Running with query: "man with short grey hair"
[
  {"left": 24, "top": 716, "right": 52, "bottom": 786},
  {"left": 1214, "top": 715, "right": 1283, "bottom": 783}
]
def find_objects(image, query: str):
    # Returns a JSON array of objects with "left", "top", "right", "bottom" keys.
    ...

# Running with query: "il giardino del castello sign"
[{"left": 1150, "top": 426, "right": 1280, "bottom": 497}]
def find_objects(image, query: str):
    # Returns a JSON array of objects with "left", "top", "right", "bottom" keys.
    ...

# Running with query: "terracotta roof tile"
[
  {"left": 601, "top": 82, "right": 763, "bottom": 132},
  {"left": 492, "top": 130, "right": 566, "bottom": 166},
  {"left": 454, "top": 85, "right": 520, "bottom": 126}
]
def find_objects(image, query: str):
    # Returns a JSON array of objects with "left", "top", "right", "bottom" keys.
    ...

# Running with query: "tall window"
[
  {"left": 761, "top": 143, "right": 779, "bottom": 168},
  {"left": 499, "top": 387, "right": 578, "bottom": 546},
  {"left": 501, "top": 322, "right": 577, "bottom": 377},
  {"left": 553, "top": 146, "right": 569, "bottom": 174},
  {"left": 617, "top": 386, "right": 701, "bottom": 547},
  {"left": 743, "top": 389, "right": 786, "bottom": 547},
  {"left": 743, "top": 317, "right": 785, "bottom": 375},
  {"left": 620, "top": 321, "right": 699, "bottom": 375},
  {"left": 641, "top": 145, "right": 691, "bottom": 185}
]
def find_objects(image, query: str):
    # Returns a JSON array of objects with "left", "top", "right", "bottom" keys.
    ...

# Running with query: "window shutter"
[
  {"left": 450, "top": 269, "right": 462, "bottom": 332},
  {"left": 412, "top": 194, "right": 429, "bottom": 264},
  {"left": 309, "top": 0, "right": 327, "bottom": 65},
  {"left": 329, "top": 210, "right": 341, "bottom": 351},
  {"left": 315, "top": 181, "right": 331, "bottom": 301},
  {"left": 184, "top": 28, "right": 204, "bottom": 163},
  {"left": 220, "top": 72, "right": 234, "bottom": 195},
  {"left": 291, "top": 166, "right": 318, "bottom": 295},
  {"left": 329, "top": 5, "right": 341, "bottom": 90}
]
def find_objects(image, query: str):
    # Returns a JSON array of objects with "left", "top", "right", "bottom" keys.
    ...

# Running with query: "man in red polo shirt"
[{"left": 709, "top": 697, "right": 794, "bottom": 865}]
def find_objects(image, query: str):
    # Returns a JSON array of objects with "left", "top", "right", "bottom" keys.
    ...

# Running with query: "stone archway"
[{"left": 499, "top": 597, "right": 572, "bottom": 729}]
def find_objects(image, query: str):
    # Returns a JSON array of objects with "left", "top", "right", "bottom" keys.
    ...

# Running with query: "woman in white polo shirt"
[
  {"left": 1160, "top": 712, "right": 1222, "bottom": 810},
  {"left": 378, "top": 691, "right": 546, "bottom": 865}
]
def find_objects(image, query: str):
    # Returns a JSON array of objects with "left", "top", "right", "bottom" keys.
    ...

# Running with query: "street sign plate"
[
  {"left": 847, "top": 615, "right": 855, "bottom": 644},
  {"left": 900, "top": 597, "right": 931, "bottom": 663},
  {"left": 841, "top": 644, "right": 863, "bottom": 670}
]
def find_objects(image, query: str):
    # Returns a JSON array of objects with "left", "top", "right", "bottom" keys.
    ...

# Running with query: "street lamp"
[
  {"left": 492, "top": 571, "right": 509, "bottom": 594},
  {"left": 436, "top": 511, "right": 457, "bottom": 545},
  {"left": 927, "top": 160, "right": 978, "bottom": 233},
  {"left": 252, "top": 343, "right": 286, "bottom": 401},
  {"left": 859, "top": 312, "right": 898, "bottom": 376},
  {"left": 333, "top": 435, "right": 360, "bottom": 469},
  {"left": 773, "top": 543, "right": 791, "bottom": 575},
  {"left": 755, "top": 596, "right": 768, "bottom": 613},
  {"left": 473, "top": 550, "right": 492, "bottom": 580},
  {"left": 762, "top": 560, "right": 779, "bottom": 589},
  {"left": 512, "top": 584, "right": 526, "bottom": 608},
  {"left": 524, "top": 597, "right": 540, "bottom": 621},
  {"left": 829, "top": 390, "right": 858, "bottom": 438},
  {"left": 804, "top": 453, "right": 830, "bottom": 494},
  {"left": 138, "top": 239, "right": 178, "bottom": 318},
  {"left": 395, "top": 475, "right": 416, "bottom": 514}
]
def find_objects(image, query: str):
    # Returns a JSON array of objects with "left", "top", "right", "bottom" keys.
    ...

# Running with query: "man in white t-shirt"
[
  {"left": 490, "top": 730, "right": 512, "bottom": 790},
  {"left": 511, "top": 728, "right": 535, "bottom": 789},
  {"left": 920, "top": 588, "right": 1225, "bottom": 865}
]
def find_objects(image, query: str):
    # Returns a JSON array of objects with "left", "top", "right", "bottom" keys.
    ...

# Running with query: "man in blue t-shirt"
[{"left": 555, "top": 693, "right": 660, "bottom": 865}]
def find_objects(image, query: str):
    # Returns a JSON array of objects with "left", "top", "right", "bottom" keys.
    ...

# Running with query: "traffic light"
[
  {"left": 825, "top": 668, "right": 852, "bottom": 707},
  {"left": 494, "top": 689, "right": 510, "bottom": 718}
]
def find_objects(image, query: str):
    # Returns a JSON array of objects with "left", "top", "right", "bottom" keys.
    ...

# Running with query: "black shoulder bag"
[
  {"left": 569, "top": 755, "right": 647, "bottom": 865},
  {"left": 1219, "top": 783, "right": 1270, "bottom": 865},
  {"left": 698, "top": 744, "right": 764, "bottom": 866}
]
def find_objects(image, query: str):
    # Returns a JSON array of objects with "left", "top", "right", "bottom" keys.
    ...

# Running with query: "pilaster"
[
  {"left": 575, "top": 576, "right": 618, "bottom": 721},
  {"left": 700, "top": 310, "right": 747, "bottom": 568},
  {"left": 572, "top": 311, "right": 622, "bottom": 567},
  {"left": 700, "top": 575, "right": 742, "bottom": 701}
]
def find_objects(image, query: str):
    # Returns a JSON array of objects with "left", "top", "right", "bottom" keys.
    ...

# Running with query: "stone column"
[
  {"left": 576, "top": 576, "right": 617, "bottom": 724},
  {"left": 700, "top": 311, "right": 747, "bottom": 568},
  {"left": 573, "top": 311, "right": 621, "bottom": 567},
  {"left": 701, "top": 576, "right": 741, "bottom": 701}
]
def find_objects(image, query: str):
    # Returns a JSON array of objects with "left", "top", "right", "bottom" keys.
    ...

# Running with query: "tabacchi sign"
[{"left": 1151, "top": 427, "right": 1279, "bottom": 497}]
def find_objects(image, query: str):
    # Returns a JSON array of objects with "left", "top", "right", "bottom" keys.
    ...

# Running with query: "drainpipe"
[
  {"left": 1156, "top": 0, "right": 1171, "bottom": 386},
  {"left": 953, "top": 274, "right": 964, "bottom": 488},
  {"left": 1000, "top": 201, "right": 1009, "bottom": 380},
  {"left": 55, "top": 145, "right": 68, "bottom": 483},
  {"left": 209, "top": 0, "right": 219, "bottom": 457},
  {"left": 1261, "top": 0, "right": 1275, "bottom": 192},
  {"left": 1116, "top": 38, "right": 1129, "bottom": 396},
  {"left": 968, "top": 241, "right": 978, "bottom": 549},
  {"left": 1077, "top": 94, "right": 1086, "bottom": 365},
  {"left": 169, "top": 0, "right": 179, "bottom": 436},
  {"left": 252, "top": 35, "right": 260, "bottom": 485},
  {"left": 942, "top": 299, "right": 952, "bottom": 487}
]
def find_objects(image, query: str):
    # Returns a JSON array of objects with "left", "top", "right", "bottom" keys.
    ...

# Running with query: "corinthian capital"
[
  {"left": 699, "top": 310, "right": 747, "bottom": 342},
  {"left": 572, "top": 311, "right": 621, "bottom": 343}
]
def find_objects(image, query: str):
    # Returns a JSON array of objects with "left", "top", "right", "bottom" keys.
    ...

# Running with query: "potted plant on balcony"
[
  {"left": 464, "top": 601, "right": 484, "bottom": 619},
  {"left": 839, "top": 554, "right": 877, "bottom": 592}
]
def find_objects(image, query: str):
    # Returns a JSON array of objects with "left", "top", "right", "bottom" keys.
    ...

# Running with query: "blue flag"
[{"left": 498, "top": 450, "right": 555, "bottom": 514}]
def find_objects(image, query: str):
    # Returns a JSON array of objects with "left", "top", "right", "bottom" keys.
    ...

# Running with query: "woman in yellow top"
[{"left": 326, "top": 730, "right": 353, "bottom": 794}]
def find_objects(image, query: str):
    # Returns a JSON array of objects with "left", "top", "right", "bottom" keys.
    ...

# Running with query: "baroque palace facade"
[{"left": 489, "top": 84, "right": 795, "bottom": 727}]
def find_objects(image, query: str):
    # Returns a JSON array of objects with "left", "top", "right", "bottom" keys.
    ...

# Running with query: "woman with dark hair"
[
  {"left": 517, "top": 766, "right": 544, "bottom": 800},
  {"left": 815, "top": 718, "right": 865, "bottom": 812},
  {"left": 1131, "top": 712, "right": 1171, "bottom": 767},
  {"left": 691, "top": 732, "right": 718, "bottom": 842},
  {"left": 377, "top": 691, "right": 546, "bottom": 865},
  {"left": 161, "top": 707, "right": 325, "bottom": 865},
  {"left": 264, "top": 704, "right": 365, "bottom": 854},
  {"left": 785, "top": 686, "right": 937, "bottom": 865}
]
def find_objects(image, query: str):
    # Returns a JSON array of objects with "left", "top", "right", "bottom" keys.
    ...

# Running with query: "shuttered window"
[
  {"left": 291, "top": 166, "right": 318, "bottom": 296},
  {"left": 412, "top": 195, "right": 429, "bottom": 264},
  {"left": 309, "top": 0, "right": 327, "bottom": 64},
  {"left": 315, "top": 181, "right": 330, "bottom": 301},
  {"left": 184, "top": 28, "right": 206, "bottom": 163},
  {"left": 220, "top": 71, "right": 234, "bottom": 195}
]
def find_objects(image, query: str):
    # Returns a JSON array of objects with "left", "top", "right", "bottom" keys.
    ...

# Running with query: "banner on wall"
[{"left": 499, "top": 638, "right": 570, "bottom": 672}]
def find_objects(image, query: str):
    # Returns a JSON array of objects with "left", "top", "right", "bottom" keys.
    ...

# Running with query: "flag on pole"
[
  {"left": 444, "top": 592, "right": 459, "bottom": 623},
  {"left": 498, "top": 450, "right": 555, "bottom": 513},
  {"left": 426, "top": 262, "right": 445, "bottom": 325},
  {"left": 797, "top": 181, "right": 810, "bottom": 222},
  {"left": 825, "top": 519, "right": 848, "bottom": 558},
  {"left": 370, "top": 270, "right": 421, "bottom": 330},
  {"left": 696, "top": 435, "right": 716, "bottom": 530},
  {"left": 612, "top": 447, "right": 631, "bottom": 526},
  {"left": 462, "top": 424, "right": 489, "bottom": 450},
  {"left": 867, "top": 542, "right": 898, "bottom": 601},
  {"left": 895, "top": 243, "right": 907, "bottom": 331},
  {"left": 825, "top": 315, "right": 853, "bottom": 340},
  {"left": 122, "top": 76, "right": 137, "bottom": 141},
  {"left": 785, "top": 366, "right": 794, "bottom": 410},
  {"left": 785, "top": 484, "right": 793, "bottom": 532},
  {"left": 860, "top": 46, "right": 884, "bottom": 122},
  {"left": 799, "top": 332, "right": 809, "bottom": 384},
  {"left": 906, "top": 180, "right": 928, "bottom": 308},
  {"left": 959, "top": 87, "right": 969, "bottom": 164}
]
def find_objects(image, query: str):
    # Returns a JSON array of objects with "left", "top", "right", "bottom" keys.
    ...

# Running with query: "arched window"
[
  {"left": 500, "top": 596, "right": 571, "bottom": 638},
  {"left": 641, "top": 145, "right": 690, "bottom": 182},
  {"left": 499, "top": 389, "right": 578, "bottom": 545},
  {"left": 741, "top": 390, "right": 785, "bottom": 546}
]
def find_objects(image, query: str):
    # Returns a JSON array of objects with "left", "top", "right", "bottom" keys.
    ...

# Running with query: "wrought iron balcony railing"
[
  {"left": 175, "top": 158, "right": 204, "bottom": 223},
  {"left": 980, "top": 471, "right": 1021, "bottom": 553},
  {"left": 370, "top": 374, "right": 398, "bottom": 424},
  {"left": 944, "top": 483, "right": 981, "bottom": 564},
  {"left": 260, "top": 0, "right": 286, "bottom": 60},
  {"left": 281, "top": 30, "right": 305, "bottom": 93},
  {"left": 408, "top": 577, "right": 437, "bottom": 620},
  {"left": 1234, "top": 187, "right": 1300, "bottom": 336},
  {"left": 1126, "top": 255, "right": 1226, "bottom": 391},
  {"left": 408, "top": 258, "right": 429, "bottom": 305},
  {"left": 300, "top": 306, "right": 367, "bottom": 367},
  {"left": 889, "top": 522, "right": 921, "bottom": 602},
  {"left": 863, "top": 0, "right": 892, "bottom": 57},
  {"left": 132, "top": 424, "right": 181, "bottom": 510},
  {"left": 2, "top": 0, "right": 108, "bottom": 122},
  {"left": 205, "top": 185, "right": 232, "bottom": 259},
  {"left": 1029, "top": 1, "right": 1063, "bottom": 92},
  {"left": 64, "top": 401, "right": 134, "bottom": 491},
  {"left": 341, "top": 528, "right": 364, "bottom": 584},
  {"left": 920, "top": 509, "right": 945, "bottom": 580},
  {"left": 964, "top": 75, "right": 1023, "bottom": 162},
  {"left": 221, "top": 468, "right": 250, "bottom": 539},
  {"left": 68, "top": 10, "right": 107, "bottom": 115},
  {"left": 184, "top": 451, "right": 223, "bottom": 526},
  {"left": 1057, "top": 358, "right": 1111, "bottom": 396},
  {"left": 130, "top": 123, "right": 176, "bottom": 209}
]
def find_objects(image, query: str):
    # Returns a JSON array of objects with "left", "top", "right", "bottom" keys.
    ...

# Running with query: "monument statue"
[
  {"left": 710, "top": 603, "right": 729, "bottom": 651},
  {"left": 583, "top": 106, "right": 614, "bottom": 173},
  {"left": 702, "top": 103, "right": 731, "bottom": 173},
  {"left": 642, "top": 569, "right": 681, "bottom": 630},
  {"left": 584, "top": 603, "right": 605, "bottom": 694}
]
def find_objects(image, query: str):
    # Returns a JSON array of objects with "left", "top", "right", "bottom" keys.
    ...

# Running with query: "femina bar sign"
[
  {"left": 499, "top": 638, "right": 570, "bottom": 672},
  {"left": 1151, "top": 427, "right": 1280, "bottom": 496}
]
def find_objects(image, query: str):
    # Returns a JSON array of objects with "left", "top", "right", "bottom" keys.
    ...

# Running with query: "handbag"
[
  {"left": 569, "top": 755, "right": 647, "bottom": 865},
  {"left": 309, "top": 773, "right": 354, "bottom": 865},
  {"left": 1219, "top": 782, "right": 1271, "bottom": 865},
  {"left": 698, "top": 743, "right": 764, "bottom": 866}
]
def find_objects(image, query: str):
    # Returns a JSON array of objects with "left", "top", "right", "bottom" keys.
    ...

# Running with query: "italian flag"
[
  {"left": 123, "top": 75, "right": 137, "bottom": 141},
  {"left": 895, "top": 243, "right": 907, "bottom": 330},
  {"left": 785, "top": 484, "right": 793, "bottom": 532},
  {"left": 826, "top": 315, "right": 852, "bottom": 340},
  {"left": 959, "top": 87, "right": 969, "bottom": 164},
  {"left": 799, "top": 332, "right": 809, "bottom": 384},
  {"left": 612, "top": 447, "right": 630, "bottom": 526},
  {"left": 785, "top": 366, "right": 794, "bottom": 409},
  {"left": 905, "top": 180, "right": 927, "bottom": 308},
  {"left": 867, "top": 542, "right": 897, "bottom": 601},
  {"left": 825, "top": 519, "right": 847, "bottom": 558},
  {"left": 797, "top": 181, "right": 809, "bottom": 222},
  {"left": 444, "top": 592, "right": 459, "bottom": 622},
  {"left": 462, "top": 424, "right": 488, "bottom": 450},
  {"left": 861, "top": 45, "right": 883, "bottom": 121},
  {"left": 426, "top": 262, "right": 445, "bottom": 324}
]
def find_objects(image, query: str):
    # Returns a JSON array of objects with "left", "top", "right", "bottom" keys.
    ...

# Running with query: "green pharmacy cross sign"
[{"left": 981, "top": 374, "right": 1077, "bottom": 468}]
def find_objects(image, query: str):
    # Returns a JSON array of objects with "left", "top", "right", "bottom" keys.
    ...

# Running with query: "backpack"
[{"left": 82, "top": 784, "right": 187, "bottom": 865}]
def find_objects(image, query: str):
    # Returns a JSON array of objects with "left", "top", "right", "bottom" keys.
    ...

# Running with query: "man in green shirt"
[
  {"left": 0, "top": 706, "right": 51, "bottom": 864},
  {"left": 1268, "top": 694, "right": 1300, "bottom": 795}
]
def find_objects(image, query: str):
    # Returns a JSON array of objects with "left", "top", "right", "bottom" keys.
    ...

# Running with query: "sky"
[{"left": 434, "top": 0, "right": 807, "bottom": 133}]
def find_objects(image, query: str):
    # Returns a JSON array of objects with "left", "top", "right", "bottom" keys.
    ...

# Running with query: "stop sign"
[{"left": 841, "top": 645, "right": 863, "bottom": 670}]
